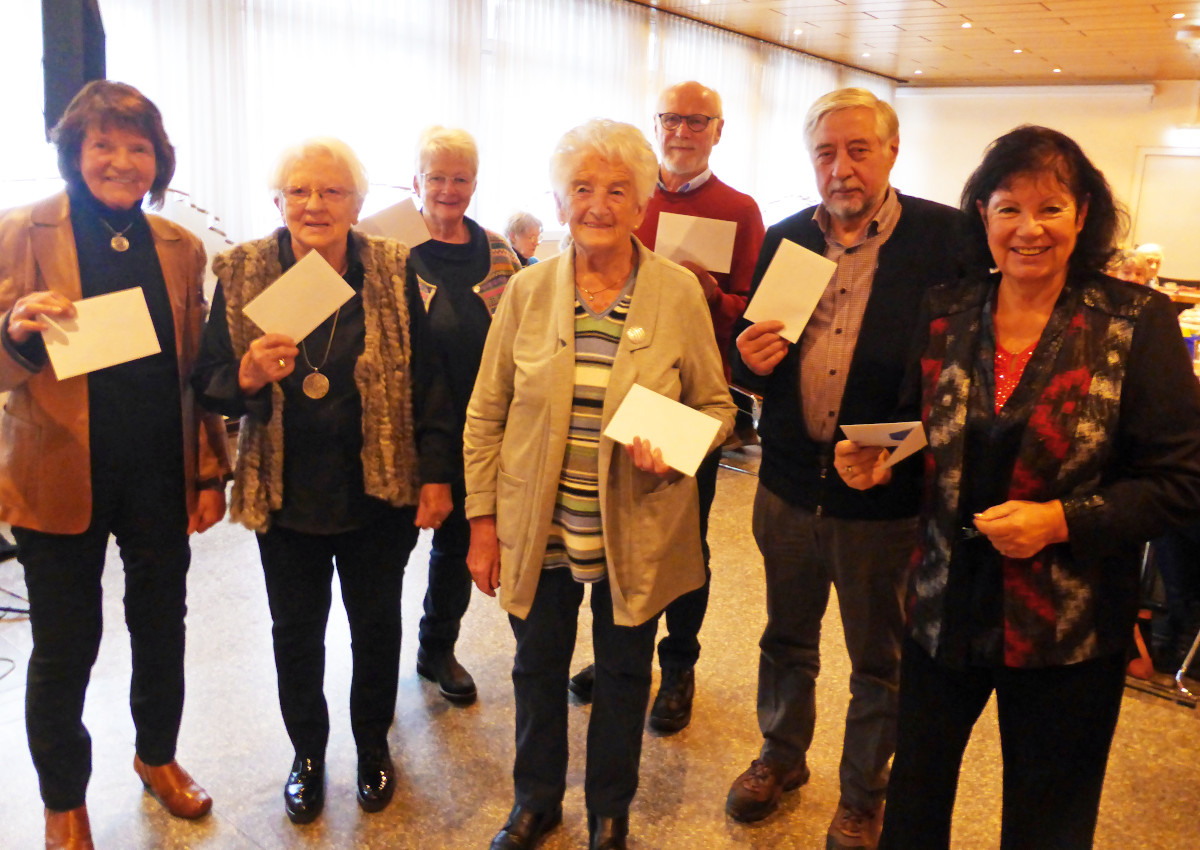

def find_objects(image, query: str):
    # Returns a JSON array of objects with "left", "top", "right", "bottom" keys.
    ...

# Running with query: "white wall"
[{"left": 892, "top": 81, "right": 1200, "bottom": 279}]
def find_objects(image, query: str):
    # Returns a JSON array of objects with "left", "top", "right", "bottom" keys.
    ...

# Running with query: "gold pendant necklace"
[
  {"left": 98, "top": 217, "right": 133, "bottom": 252},
  {"left": 578, "top": 279, "right": 620, "bottom": 303}
]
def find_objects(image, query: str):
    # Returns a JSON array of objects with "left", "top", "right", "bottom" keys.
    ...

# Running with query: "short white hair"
[
  {"left": 549, "top": 119, "right": 658, "bottom": 207},
  {"left": 268, "top": 137, "right": 368, "bottom": 202},
  {"left": 415, "top": 125, "right": 479, "bottom": 178},
  {"left": 505, "top": 211, "right": 542, "bottom": 242}
]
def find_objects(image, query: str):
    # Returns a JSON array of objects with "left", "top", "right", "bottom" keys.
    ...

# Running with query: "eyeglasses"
[
  {"left": 281, "top": 186, "right": 354, "bottom": 205},
  {"left": 657, "top": 112, "right": 719, "bottom": 132},
  {"left": 422, "top": 174, "right": 474, "bottom": 189}
]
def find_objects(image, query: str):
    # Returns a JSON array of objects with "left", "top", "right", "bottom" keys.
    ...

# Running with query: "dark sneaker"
[
  {"left": 826, "top": 801, "right": 884, "bottom": 849},
  {"left": 648, "top": 667, "right": 695, "bottom": 733},
  {"left": 725, "top": 757, "right": 810, "bottom": 822}
]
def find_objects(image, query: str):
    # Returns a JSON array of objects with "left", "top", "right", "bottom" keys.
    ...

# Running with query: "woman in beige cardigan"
[{"left": 464, "top": 119, "right": 734, "bottom": 850}]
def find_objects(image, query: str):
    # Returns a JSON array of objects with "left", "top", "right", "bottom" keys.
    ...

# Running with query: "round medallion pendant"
[
  {"left": 110, "top": 235, "right": 130, "bottom": 252},
  {"left": 302, "top": 371, "right": 330, "bottom": 400}
]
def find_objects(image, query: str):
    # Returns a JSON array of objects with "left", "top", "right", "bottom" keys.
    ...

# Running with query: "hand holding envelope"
[
  {"left": 40, "top": 288, "right": 162, "bottom": 381},
  {"left": 602, "top": 384, "right": 721, "bottom": 477},
  {"left": 835, "top": 421, "right": 927, "bottom": 489},
  {"left": 742, "top": 239, "right": 837, "bottom": 343}
]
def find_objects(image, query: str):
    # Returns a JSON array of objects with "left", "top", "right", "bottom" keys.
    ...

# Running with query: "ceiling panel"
[{"left": 629, "top": 0, "right": 1200, "bottom": 83}]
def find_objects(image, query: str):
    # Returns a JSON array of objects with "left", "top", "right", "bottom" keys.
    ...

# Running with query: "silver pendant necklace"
[
  {"left": 98, "top": 217, "right": 133, "bottom": 252},
  {"left": 299, "top": 307, "right": 340, "bottom": 399}
]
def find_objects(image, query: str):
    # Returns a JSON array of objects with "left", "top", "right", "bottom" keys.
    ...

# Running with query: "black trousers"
[
  {"left": 256, "top": 508, "right": 418, "bottom": 759},
  {"left": 656, "top": 448, "right": 719, "bottom": 670},
  {"left": 16, "top": 469, "right": 190, "bottom": 812},
  {"left": 418, "top": 477, "right": 472, "bottom": 654},
  {"left": 880, "top": 637, "right": 1126, "bottom": 850},
  {"left": 510, "top": 570, "right": 660, "bottom": 817}
]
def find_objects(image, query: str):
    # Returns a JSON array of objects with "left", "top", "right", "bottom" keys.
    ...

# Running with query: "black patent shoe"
[
  {"left": 489, "top": 803, "right": 563, "bottom": 849},
  {"left": 568, "top": 663, "right": 595, "bottom": 703},
  {"left": 417, "top": 646, "right": 478, "bottom": 704},
  {"left": 648, "top": 666, "right": 695, "bottom": 733},
  {"left": 356, "top": 746, "right": 395, "bottom": 813},
  {"left": 588, "top": 812, "right": 629, "bottom": 850},
  {"left": 284, "top": 755, "right": 325, "bottom": 825}
]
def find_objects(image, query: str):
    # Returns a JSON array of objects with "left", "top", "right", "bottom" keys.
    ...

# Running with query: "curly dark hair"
[
  {"left": 959, "top": 125, "right": 1126, "bottom": 276},
  {"left": 50, "top": 80, "right": 176, "bottom": 209}
]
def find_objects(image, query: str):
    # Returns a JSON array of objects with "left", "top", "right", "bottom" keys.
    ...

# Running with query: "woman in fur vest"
[{"left": 191, "top": 137, "right": 455, "bottom": 826}]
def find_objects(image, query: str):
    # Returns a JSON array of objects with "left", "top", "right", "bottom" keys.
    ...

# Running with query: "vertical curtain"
[{"left": 4, "top": 0, "right": 894, "bottom": 236}]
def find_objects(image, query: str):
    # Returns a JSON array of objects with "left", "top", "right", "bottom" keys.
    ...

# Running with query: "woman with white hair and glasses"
[
  {"left": 407, "top": 125, "right": 523, "bottom": 706},
  {"left": 192, "top": 137, "right": 455, "bottom": 825},
  {"left": 464, "top": 119, "right": 734, "bottom": 850}
]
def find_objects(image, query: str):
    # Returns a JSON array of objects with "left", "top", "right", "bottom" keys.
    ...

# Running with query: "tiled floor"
[{"left": 1, "top": 453, "right": 1198, "bottom": 848}]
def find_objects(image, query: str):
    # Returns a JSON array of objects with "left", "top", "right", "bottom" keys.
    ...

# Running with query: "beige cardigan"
[{"left": 464, "top": 239, "right": 735, "bottom": 627}]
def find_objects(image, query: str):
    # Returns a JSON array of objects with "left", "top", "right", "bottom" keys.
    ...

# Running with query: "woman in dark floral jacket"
[{"left": 836, "top": 125, "right": 1200, "bottom": 850}]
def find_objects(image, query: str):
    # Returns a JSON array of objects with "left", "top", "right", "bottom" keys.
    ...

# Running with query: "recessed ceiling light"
[
  {"left": 862, "top": 52, "right": 871, "bottom": 58},
  {"left": 1013, "top": 48, "right": 1023, "bottom": 54},
  {"left": 1174, "top": 13, "right": 1186, "bottom": 19},
  {"left": 962, "top": 22, "right": 972, "bottom": 29},
  {"left": 1053, "top": 68, "right": 1062, "bottom": 73},
  {"left": 914, "top": 69, "right": 923, "bottom": 75},
  {"left": 793, "top": 28, "right": 803, "bottom": 35}
]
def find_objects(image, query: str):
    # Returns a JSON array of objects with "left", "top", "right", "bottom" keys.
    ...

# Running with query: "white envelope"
[
  {"left": 41, "top": 287, "right": 162, "bottom": 381},
  {"left": 654, "top": 212, "right": 737, "bottom": 274},
  {"left": 241, "top": 250, "right": 356, "bottom": 343},
  {"left": 602, "top": 383, "right": 721, "bottom": 477},
  {"left": 741, "top": 239, "right": 837, "bottom": 343},
  {"left": 840, "top": 421, "right": 927, "bottom": 468},
  {"left": 356, "top": 197, "right": 432, "bottom": 247}
]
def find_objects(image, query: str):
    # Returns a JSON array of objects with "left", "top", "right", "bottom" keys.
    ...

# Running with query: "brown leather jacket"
[{"left": 0, "top": 192, "right": 230, "bottom": 534}]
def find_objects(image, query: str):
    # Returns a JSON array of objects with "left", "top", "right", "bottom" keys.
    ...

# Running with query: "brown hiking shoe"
[
  {"left": 725, "top": 758, "right": 810, "bottom": 822},
  {"left": 825, "top": 801, "right": 884, "bottom": 849}
]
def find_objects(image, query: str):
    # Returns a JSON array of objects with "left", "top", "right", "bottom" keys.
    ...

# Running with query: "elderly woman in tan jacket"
[
  {"left": 464, "top": 119, "right": 734, "bottom": 850},
  {"left": 0, "top": 81, "right": 230, "bottom": 849}
]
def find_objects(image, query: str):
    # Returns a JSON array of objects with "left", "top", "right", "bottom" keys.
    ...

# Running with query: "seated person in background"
[
  {"left": 1136, "top": 242, "right": 1164, "bottom": 286},
  {"left": 1105, "top": 248, "right": 1149, "bottom": 285},
  {"left": 505, "top": 210, "right": 543, "bottom": 265}
]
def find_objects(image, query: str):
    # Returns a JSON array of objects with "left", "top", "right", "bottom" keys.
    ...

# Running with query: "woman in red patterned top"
[{"left": 835, "top": 126, "right": 1200, "bottom": 849}]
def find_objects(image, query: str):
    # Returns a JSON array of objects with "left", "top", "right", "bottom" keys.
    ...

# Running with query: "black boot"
[
  {"left": 648, "top": 667, "right": 695, "bottom": 733},
  {"left": 417, "top": 646, "right": 478, "bottom": 704},
  {"left": 588, "top": 812, "right": 629, "bottom": 850}
]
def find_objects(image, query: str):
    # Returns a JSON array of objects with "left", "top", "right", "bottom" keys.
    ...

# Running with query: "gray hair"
[
  {"left": 549, "top": 119, "right": 658, "bottom": 207},
  {"left": 268, "top": 137, "right": 368, "bottom": 202},
  {"left": 505, "top": 211, "right": 542, "bottom": 242},
  {"left": 803, "top": 88, "right": 899, "bottom": 151},
  {"left": 415, "top": 125, "right": 479, "bottom": 178}
]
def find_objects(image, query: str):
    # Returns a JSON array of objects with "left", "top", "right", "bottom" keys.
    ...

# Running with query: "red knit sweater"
[{"left": 634, "top": 175, "right": 765, "bottom": 376}]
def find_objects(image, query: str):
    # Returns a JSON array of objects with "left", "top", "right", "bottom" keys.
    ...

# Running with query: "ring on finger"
[
  {"left": 277, "top": 358, "right": 286, "bottom": 368},
  {"left": 847, "top": 465, "right": 854, "bottom": 474}
]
